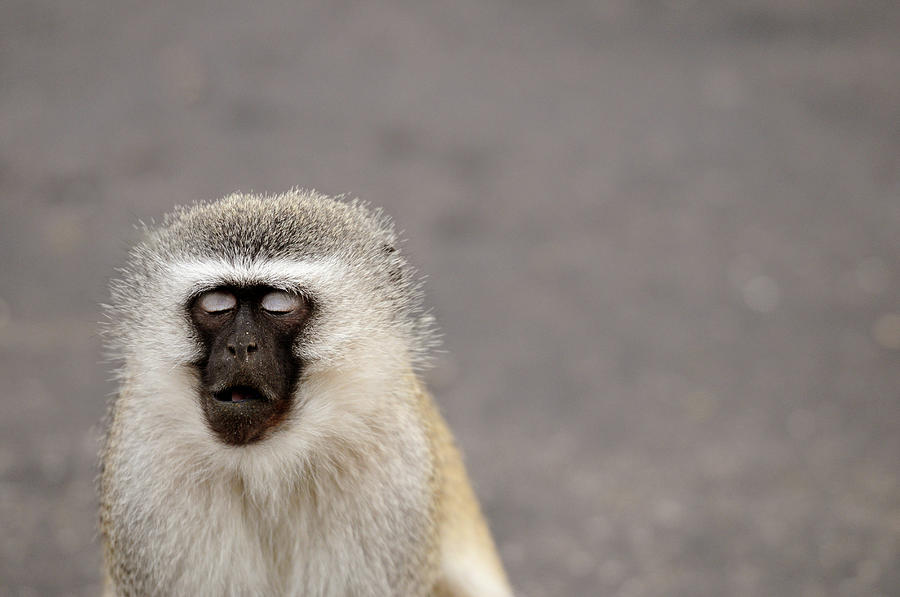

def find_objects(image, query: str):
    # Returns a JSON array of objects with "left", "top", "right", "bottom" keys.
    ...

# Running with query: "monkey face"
[{"left": 188, "top": 285, "right": 311, "bottom": 445}]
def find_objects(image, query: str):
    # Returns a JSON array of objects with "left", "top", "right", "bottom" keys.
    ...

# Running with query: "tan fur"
[
  {"left": 99, "top": 191, "right": 512, "bottom": 596},
  {"left": 414, "top": 379, "right": 513, "bottom": 597}
]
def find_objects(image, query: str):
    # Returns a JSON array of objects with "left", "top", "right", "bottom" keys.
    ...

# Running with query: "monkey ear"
[{"left": 382, "top": 244, "right": 403, "bottom": 284}]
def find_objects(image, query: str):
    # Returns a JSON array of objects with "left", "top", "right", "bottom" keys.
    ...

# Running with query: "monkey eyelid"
[
  {"left": 260, "top": 290, "right": 303, "bottom": 313},
  {"left": 197, "top": 290, "right": 237, "bottom": 313}
]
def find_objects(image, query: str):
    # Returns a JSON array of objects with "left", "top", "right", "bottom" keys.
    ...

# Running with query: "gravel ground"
[{"left": 1, "top": 1, "right": 899, "bottom": 595}]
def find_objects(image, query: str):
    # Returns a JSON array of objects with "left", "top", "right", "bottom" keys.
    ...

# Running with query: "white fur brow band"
[{"left": 168, "top": 257, "right": 343, "bottom": 299}]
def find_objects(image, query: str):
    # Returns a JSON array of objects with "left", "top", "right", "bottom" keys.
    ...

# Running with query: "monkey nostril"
[
  {"left": 227, "top": 344, "right": 237, "bottom": 356},
  {"left": 247, "top": 342, "right": 258, "bottom": 354}
]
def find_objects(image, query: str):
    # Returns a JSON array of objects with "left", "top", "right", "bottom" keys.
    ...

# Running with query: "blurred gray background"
[{"left": 1, "top": 1, "right": 899, "bottom": 595}]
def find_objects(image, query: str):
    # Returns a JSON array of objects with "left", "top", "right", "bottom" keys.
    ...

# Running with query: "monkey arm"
[{"left": 416, "top": 385, "right": 513, "bottom": 597}]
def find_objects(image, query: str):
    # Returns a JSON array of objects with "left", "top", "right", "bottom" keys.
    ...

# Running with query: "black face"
[{"left": 188, "top": 286, "right": 310, "bottom": 445}]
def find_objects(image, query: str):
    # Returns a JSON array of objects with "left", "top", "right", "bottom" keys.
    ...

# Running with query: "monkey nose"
[{"left": 226, "top": 338, "right": 258, "bottom": 359}]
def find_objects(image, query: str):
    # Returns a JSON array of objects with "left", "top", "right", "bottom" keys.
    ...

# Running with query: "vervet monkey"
[{"left": 99, "top": 191, "right": 512, "bottom": 597}]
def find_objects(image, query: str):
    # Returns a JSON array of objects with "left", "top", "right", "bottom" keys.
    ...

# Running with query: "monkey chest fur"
[
  {"left": 101, "top": 390, "right": 438, "bottom": 597},
  {"left": 104, "top": 462, "right": 436, "bottom": 596}
]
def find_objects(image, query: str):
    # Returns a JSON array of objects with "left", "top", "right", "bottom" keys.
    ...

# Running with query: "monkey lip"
[
  {"left": 201, "top": 381, "right": 292, "bottom": 445},
  {"left": 213, "top": 385, "right": 266, "bottom": 403}
]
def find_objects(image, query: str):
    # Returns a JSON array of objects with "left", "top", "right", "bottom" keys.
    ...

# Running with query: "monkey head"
[{"left": 104, "top": 191, "right": 435, "bottom": 453}]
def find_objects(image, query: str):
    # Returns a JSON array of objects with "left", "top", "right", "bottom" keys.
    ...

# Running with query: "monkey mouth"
[
  {"left": 201, "top": 380, "right": 294, "bottom": 445},
  {"left": 213, "top": 385, "right": 267, "bottom": 403}
]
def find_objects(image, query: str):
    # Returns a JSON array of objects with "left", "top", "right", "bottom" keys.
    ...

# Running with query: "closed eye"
[
  {"left": 197, "top": 290, "right": 236, "bottom": 313},
  {"left": 260, "top": 290, "right": 303, "bottom": 313}
]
